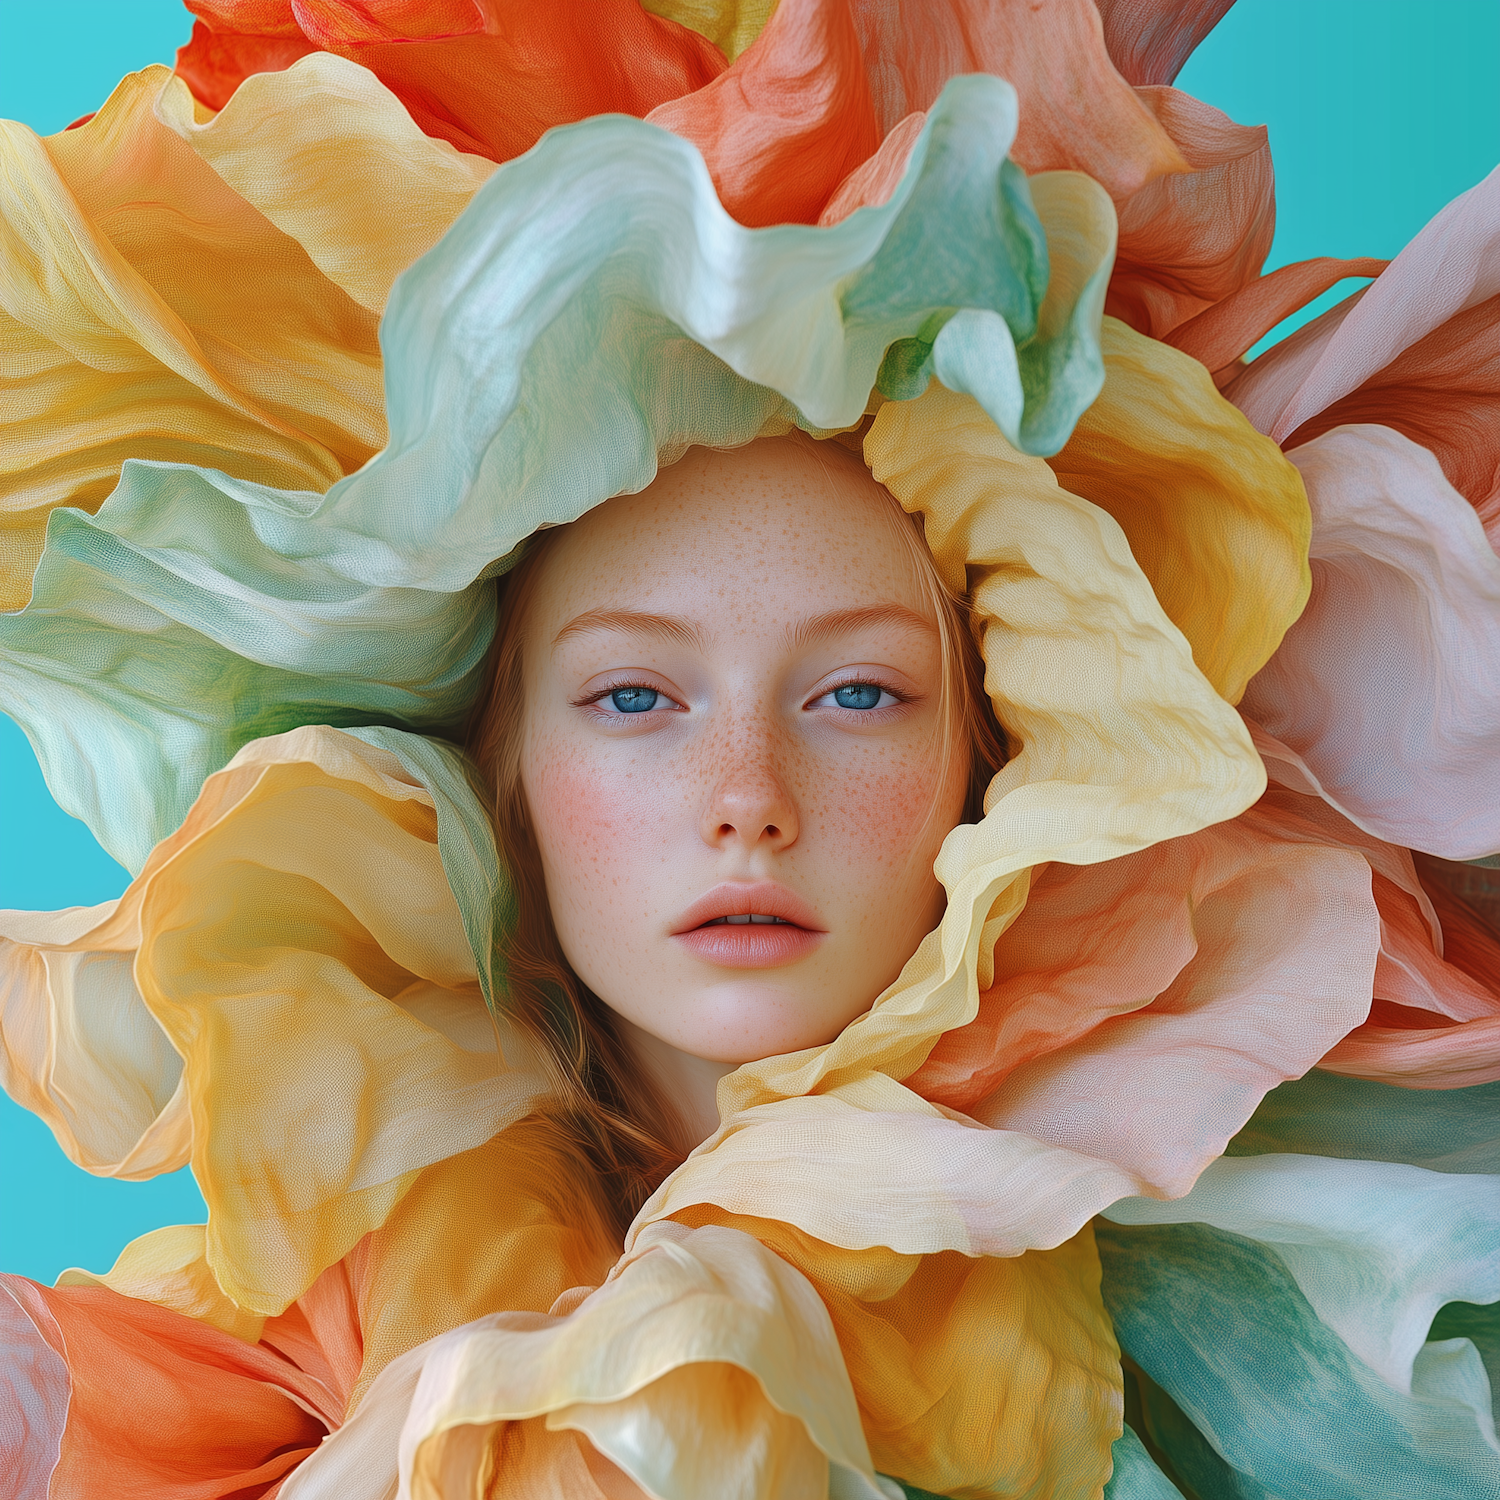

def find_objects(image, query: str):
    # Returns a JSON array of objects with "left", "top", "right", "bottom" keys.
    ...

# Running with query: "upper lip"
[{"left": 671, "top": 882, "right": 825, "bottom": 935}]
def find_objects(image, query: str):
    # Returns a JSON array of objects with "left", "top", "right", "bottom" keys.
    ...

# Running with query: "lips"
[{"left": 671, "top": 881, "right": 825, "bottom": 969}]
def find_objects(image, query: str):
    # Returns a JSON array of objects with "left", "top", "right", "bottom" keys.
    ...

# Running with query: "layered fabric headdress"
[{"left": 2, "top": 4, "right": 1498, "bottom": 1498}]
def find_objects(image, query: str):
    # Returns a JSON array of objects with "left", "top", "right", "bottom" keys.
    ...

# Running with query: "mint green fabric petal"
[
  {"left": 1226, "top": 1070, "right": 1500, "bottom": 1174},
  {"left": 1102, "top": 1427, "right": 1187, "bottom": 1499},
  {"left": 343, "top": 726, "right": 513, "bottom": 1013},
  {"left": 1104, "top": 1155, "right": 1500, "bottom": 1398},
  {"left": 1097, "top": 1153, "right": 1500, "bottom": 1500},
  {"left": 0, "top": 73, "right": 1109, "bottom": 870},
  {"left": 0, "top": 482, "right": 492, "bottom": 873},
  {"left": 246, "top": 71, "right": 1096, "bottom": 592}
]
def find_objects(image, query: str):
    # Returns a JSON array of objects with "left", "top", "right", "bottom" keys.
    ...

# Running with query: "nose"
[{"left": 699, "top": 725, "right": 800, "bottom": 855}]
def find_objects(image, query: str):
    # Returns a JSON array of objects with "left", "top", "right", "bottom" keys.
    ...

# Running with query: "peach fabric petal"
[
  {"left": 1246, "top": 728, "right": 1500, "bottom": 1088},
  {"left": 0, "top": 1280, "right": 69, "bottom": 1500},
  {"left": 1094, "top": 0, "right": 1237, "bottom": 86},
  {"left": 1165, "top": 255, "right": 1389, "bottom": 375},
  {"left": 1046, "top": 316, "right": 1312, "bottom": 704},
  {"left": 1106, "top": 86, "right": 1274, "bottom": 342},
  {"left": 0, "top": 67, "right": 384, "bottom": 611},
  {"left": 1240, "top": 425, "right": 1500, "bottom": 859},
  {"left": 647, "top": 0, "right": 881, "bottom": 227},
  {"left": 954, "top": 825, "right": 1377, "bottom": 1196},
  {"left": 849, "top": 0, "right": 1189, "bottom": 196},
  {"left": 179, "top": 0, "right": 728, "bottom": 162},
  {"left": 817, "top": 110, "right": 926, "bottom": 225}
]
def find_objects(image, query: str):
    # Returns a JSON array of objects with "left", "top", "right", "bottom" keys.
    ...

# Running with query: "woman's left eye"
[{"left": 816, "top": 682, "right": 898, "bottom": 711}]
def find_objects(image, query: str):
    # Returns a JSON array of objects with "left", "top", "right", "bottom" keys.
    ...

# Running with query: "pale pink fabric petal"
[
  {"left": 1093, "top": 0, "right": 1237, "bottom": 86},
  {"left": 0, "top": 1280, "right": 70, "bottom": 1500},
  {"left": 1240, "top": 425, "right": 1500, "bottom": 859},
  {"left": 1226, "top": 164, "right": 1500, "bottom": 443},
  {"left": 1249, "top": 727, "right": 1500, "bottom": 1087}
]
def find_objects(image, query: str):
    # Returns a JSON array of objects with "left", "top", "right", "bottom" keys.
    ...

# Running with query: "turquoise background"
[{"left": 1, "top": 0, "right": 1498, "bottom": 1282}]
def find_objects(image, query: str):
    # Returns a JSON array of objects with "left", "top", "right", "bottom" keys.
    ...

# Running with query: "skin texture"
[{"left": 518, "top": 437, "right": 970, "bottom": 1141}]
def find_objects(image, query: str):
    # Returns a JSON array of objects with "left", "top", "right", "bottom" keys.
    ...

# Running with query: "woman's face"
[{"left": 519, "top": 438, "right": 970, "bottom": 1066}]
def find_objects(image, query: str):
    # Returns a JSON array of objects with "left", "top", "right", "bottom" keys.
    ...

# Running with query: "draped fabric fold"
[{"left": 4, "top": 3, "right": 1499, "bottom": 1498}]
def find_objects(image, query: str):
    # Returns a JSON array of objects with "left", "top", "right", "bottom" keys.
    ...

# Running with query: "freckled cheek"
[{"left": 808, "top": 750, "right": 951, "bottom": 872}]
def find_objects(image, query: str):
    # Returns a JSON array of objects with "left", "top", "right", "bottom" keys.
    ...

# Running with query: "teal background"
[{"left": 1, "top": 0, "right": 1498, "bottom": 1282}]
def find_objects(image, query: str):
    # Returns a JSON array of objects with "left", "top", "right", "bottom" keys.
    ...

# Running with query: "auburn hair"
[{"left": 463, "top": 437, "right": 1008, "bottom": 1236}]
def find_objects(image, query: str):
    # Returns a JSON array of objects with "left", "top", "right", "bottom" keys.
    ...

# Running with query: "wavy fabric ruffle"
[{"left": 1229, "top": 168, "right": 1500, "bottom": 861}]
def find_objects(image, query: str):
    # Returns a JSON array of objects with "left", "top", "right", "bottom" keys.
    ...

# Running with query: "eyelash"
[{"left": 573, "top": 674, "right": 916, "bottom": 716}]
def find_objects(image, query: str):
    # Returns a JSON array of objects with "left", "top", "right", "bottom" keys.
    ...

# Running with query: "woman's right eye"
[{"left": 609, "top": 686, "right": 659, "bottom": 713}]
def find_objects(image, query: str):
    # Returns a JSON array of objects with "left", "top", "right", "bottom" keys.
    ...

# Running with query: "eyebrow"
[
  {"left": 552, "top": 609, "right": 705, "bottom": 650},
  {"left": 552, "top": 603, "right": 936, "bottom": 653}
]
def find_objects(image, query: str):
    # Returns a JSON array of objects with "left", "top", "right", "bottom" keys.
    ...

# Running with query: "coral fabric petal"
[
  {"left": 1094, "top": 0, "right": 1237, "bottom": 87},
  {"left": 1046, "top": 317, "right": 1312, "bottom": 704},
  {"left": 176, "top": 19, "right": 319, "bottom": 111},
  {"left": 1240, "top": 425, "right": 1500, "bottom": 859},
  {"left": 647, "top": 0, "right": 881, "bottom": 227},
  {"left": 179, "top": 0, "right": 728, "bottom": 162},
  {"left": 3, "top": 1275, "right": 333, "bottom": 1499},
  {"left": 1165, "top": 255, "right": 1389, "bottom": 375},
  {"left": 1107, "top": 86, "right": 1274, "bottom": 343},
  {"left": 1226, "top": 164, "right": 1500, "bottom": 525},
  {"left": 850, "top": 0, "right": 1189, "bottom": 196}
]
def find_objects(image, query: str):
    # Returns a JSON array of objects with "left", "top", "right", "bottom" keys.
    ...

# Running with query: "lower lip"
[{"left": 672, "top": 924, "right": 824, "bottom": 968}]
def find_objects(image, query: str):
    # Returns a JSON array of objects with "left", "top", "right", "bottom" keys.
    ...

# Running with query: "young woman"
[{"left": 2, "top": 5, "right": 1497, "bottom": 1498}]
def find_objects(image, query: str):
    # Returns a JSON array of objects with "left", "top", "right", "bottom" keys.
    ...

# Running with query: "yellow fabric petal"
[
  {"left": 1047, "top": 316, "right": 1312, "bottom": 703},
  {"left": 670, "top": 1211, "right": 1121, "bottom": 1500},
  {"left": 641, "top": 0, "right": 779, "bottom": 63},
  {"left": 1, "top": 726, "right": 552, "bottom": 1317},
  {"left": 0, "top": 67, "right": 384, "bottom": 610},
  {"left": 155, "top": 54, "right": 494, "bottom": 316},
  {"left": 281, "top": 1222, "right": 896, "bottom": 1500},
  {"left": 56, "top": 1224, "right": 266, "bottom": 1344}
]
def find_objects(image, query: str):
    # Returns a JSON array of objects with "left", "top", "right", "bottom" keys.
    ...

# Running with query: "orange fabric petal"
[
  {"left": 3, "top": 1275, "right": 334, "bottom": 1500},
  {"left": 1165, "top": 256, "right": 1389, "bottom": 374},
  {"left": 1106, "top": 86, "right": 1274, "bottom": 342},
  {"left": 1094, "top": 0, "right": 1237, "bottom": 86},
  {"left": 288, "top": 0, "right": 485, "bottom": 46},
  {"left": 647, "top": 0, "right": 881, "bottom": 227},
  {"left": 176, "top": 18, "right": 319, "bottom": 109},
  {"left": 179, "top": 0, "right": 727, "bottom": 162}
]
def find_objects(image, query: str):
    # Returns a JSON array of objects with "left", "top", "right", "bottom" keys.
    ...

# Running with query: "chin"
[{"left": 666, "top": 983, "right": 869, "bottom": 1065}]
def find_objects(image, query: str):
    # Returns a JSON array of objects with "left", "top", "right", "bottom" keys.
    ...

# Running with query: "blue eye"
[
  {"left": 610, "top": 686, "right": 659, "bottom": 713},
  {"left": 833, "top": 683, "right": 884, "bottom": 710}
]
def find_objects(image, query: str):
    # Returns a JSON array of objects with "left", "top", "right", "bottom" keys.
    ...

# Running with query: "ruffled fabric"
[
  {"left": 2, "top": 73, "right": 1120, "bottom": 872},
  {"left": 1227, "top": 168, "right": 1500, "bottom": 860},
  {"left": 4, "top": 4, "right": 1499, "bottom": 1498},
  {"left": 0, "top": 65, "right": 386, "bottom": 612}
]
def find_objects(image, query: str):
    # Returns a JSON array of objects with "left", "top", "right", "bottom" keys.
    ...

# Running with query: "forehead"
[{"left": 529, "top": 437, "right": 931, "bottom": 632}]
